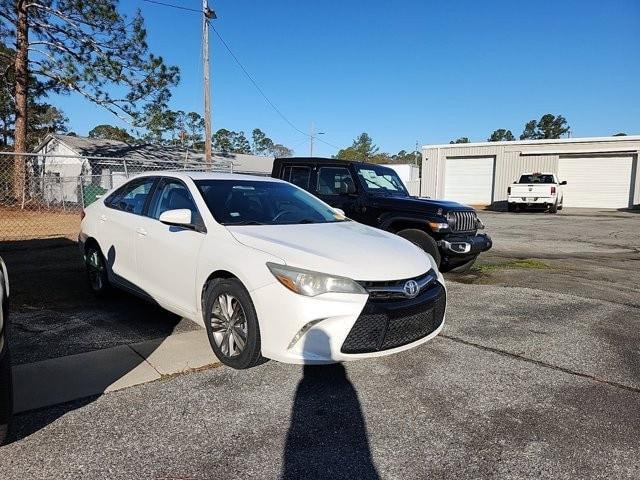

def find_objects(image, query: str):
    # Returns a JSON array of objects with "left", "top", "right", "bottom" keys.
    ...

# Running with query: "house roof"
[{"left": 35, "top": 134, "right": 274, "bottom": 173}]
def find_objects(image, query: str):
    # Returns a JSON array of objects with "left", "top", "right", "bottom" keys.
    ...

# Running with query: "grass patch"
[{"left": 471, "top": 259, "right": 551, "bottom": 274}]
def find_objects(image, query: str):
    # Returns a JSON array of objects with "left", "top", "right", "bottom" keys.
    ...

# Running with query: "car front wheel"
[{"left": 203, "top": 278, "right": 265, "bottom": 369}]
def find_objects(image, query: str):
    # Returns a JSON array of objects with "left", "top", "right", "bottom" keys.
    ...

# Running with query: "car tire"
[
  {"left": 446, "top": 255, "right": 478, "bottom": 274},
  {"left": 85, "top": 243, "right": 111, "bottom": 296},
  {"left": 0, "top": 347, "right": 11, "bottom": 446},
  {"left": 203, "top": 278, "right": 265, "bottom": 369},
  {"left": 396, "top": 229, "right": 441, "bottom": 267},
  {"left": 549, "top": 202, "right": 558, "bottom": 214}
]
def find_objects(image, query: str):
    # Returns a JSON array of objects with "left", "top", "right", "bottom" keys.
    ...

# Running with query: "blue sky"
[{"left": 51, "top": 0, "right": 640, "bottom": 157}]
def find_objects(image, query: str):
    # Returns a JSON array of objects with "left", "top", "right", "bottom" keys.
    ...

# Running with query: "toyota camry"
[{"left": 79, "top": 172, "right": 446, "bottom": 369}]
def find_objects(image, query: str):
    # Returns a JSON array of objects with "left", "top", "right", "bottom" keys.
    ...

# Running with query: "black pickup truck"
[{"left": 272, "top": 157, "right": 492, "bottom": 272}]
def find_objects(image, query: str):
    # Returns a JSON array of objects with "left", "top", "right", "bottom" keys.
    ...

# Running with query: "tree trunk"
[{"left": 13, "top": 0, "right": 29, "bottom": 202}]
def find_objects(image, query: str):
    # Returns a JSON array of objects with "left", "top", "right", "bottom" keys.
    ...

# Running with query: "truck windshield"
[
  {"left": 518, "top": 174, "right": 555, "bottom": 184},
  {"left": 355, "top": 165, "right": 409, "bottom": 195},
  {"left": 195, "top": 179, "right": 349, "bottom": 226}
]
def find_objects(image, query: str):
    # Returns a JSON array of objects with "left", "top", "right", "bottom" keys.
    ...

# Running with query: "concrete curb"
[{"left": 12, "top": 329, "right": 218, "bottom": 413}]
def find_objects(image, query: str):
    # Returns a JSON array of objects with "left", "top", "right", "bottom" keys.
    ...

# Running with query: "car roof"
[
  {"left": 275, "top": 156, "right": 395, "bottom": 169},
  {"left": 131, "top": 171, "right": 284, "bottom": 183}
]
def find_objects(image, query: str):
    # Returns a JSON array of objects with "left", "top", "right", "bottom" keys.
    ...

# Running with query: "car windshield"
[
  {"left": 195, "top": 179, "right": 349, "bottom": 226},
  {"left": 518, "top": 174, "right": 555, "bottom": 184},
  {"left": 355, "top": 165, "right": 409, "bottom": 195}
]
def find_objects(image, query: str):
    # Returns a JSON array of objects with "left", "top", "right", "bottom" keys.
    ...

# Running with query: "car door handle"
[{"left": 136, "top": 227, "right": 147, "bottom": 237}]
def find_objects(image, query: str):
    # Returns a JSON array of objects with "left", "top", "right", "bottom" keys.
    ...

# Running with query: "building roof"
[
  {"left": 423, "top": 135, "right": 640, "bottom": 150},
  {"left": 35, "top": 134, "right": 274, "bottom": 173}
]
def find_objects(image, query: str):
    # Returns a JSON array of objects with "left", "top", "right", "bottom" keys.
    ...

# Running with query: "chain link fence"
[{"left": 0, "top": 151, "right": 233, "bottom": 242}]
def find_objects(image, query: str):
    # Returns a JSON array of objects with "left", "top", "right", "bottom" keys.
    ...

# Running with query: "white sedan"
[{"left": 79, "top": 172, "right": 446, "bottom": 369}]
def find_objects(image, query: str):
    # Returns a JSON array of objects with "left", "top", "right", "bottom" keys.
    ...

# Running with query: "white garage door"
[
  {"left": 444, "top": 157, "right": 494, "bottom": 205},
  {"left": 558, "top": 156, "right": 633, "bottom": 208}
]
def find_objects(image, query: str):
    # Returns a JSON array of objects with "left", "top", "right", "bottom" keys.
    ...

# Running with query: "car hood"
[
  {"left": 226, "top": 221, "right": 431, "bottom": 281},
  {"left": 371, "top": 195, "right": 474, "bottom": 212}
]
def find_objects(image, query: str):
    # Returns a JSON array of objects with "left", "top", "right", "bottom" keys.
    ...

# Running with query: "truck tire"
[
  {"left": 446, "top": 256, "right": 478, "bottom": 274},
  {"left": 549, "top": 202, "right": 558, "bottom": 214},
  {"left": 397, "top": 229, "right": 441, "bottom": 267}
]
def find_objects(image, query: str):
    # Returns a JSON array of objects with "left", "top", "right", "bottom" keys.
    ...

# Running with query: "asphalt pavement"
[{"left": 1, "top": 208, "right": 639, "bottom": 479}]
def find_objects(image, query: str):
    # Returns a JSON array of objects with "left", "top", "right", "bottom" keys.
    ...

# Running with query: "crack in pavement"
[{"left": 439, "top": 334, "right": 640, "bottom": 395}]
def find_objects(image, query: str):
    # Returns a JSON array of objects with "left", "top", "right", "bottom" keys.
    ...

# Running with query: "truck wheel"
[
  {"left": 446, "top": 256, "right": 478, "bottom": 274},
  {"left": 397, "top": 229, "right": 441, "bottom": 267},
  {"left": 549, "top": 202, "right": 558, "bottom": 214}
]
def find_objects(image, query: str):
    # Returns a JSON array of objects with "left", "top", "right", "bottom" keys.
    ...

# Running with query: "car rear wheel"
[
  {"left": 549, "top": 202, "right": 558, "bottom": 214},
  {"left": 397, "top": 229, "right": 441, "bottom": 267},
  {"left": 85, "top": 244, "right": 110, "bottom": 296},
  {"left": 203, "top": 278, "right": 265, "bottom": 369}
]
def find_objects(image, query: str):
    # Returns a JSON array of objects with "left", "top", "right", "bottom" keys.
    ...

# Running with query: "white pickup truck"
[{"left": 507, "top": 172, "right": 566, "bottom": 213}]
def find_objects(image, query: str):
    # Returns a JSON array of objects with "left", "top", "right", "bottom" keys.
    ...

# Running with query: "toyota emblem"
[{"left": 403, "top": 280, "right": 420, "bottom": 298}]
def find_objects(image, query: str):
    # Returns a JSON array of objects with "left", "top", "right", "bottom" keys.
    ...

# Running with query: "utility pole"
[{"left": 202, "top": 1, "right": 216, "bottom": 163}]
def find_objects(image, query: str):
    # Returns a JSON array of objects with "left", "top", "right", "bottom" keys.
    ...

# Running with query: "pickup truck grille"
[{"left": 448, "top": 211, "right": 477, "bottom": 233}]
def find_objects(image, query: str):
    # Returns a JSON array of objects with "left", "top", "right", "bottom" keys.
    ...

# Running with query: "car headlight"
[{"left": 267, "top": 263, "right": 367, "bottom": 297}]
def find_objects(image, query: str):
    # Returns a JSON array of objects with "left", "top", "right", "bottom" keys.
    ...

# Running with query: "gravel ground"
[{"left": 1, "top": 208, "right": 639, "bottom": 479}]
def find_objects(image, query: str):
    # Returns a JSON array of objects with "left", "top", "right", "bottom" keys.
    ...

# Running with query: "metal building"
[{"left": 421, "top": 136, "right": 640, "bottom": 209}]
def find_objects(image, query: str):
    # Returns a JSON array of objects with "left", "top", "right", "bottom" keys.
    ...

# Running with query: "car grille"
[
  {"left": 341, "top": 282, "right": 446, "bottom": 354},
  {"left": 448, "top": 210, "right": 477, "bottom": 233},
  {"left": 358, "top": 270, "right": 437, "bottom": 300}
]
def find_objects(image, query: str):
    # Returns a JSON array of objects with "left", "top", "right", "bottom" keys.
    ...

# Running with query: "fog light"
[{"left": 287, "top": 319, "right": 324, "bottom": 349}]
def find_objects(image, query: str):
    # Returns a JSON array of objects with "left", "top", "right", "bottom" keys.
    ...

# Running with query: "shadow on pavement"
[
  {"left": 282, "top": 331, "right": 379, "bottom": 480},
  {"left": 0, "top": 237, "right": 195, "bottom": 443}
]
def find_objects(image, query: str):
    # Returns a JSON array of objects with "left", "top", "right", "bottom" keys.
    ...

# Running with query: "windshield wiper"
[{"left": 225, "top": 220, "right": 266, "bottom": 226}]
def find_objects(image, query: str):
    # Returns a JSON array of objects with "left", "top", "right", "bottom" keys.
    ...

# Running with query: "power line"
[
  {"left": 141, "top": 0, "right": 340, "bottom": 152},
  {"left": 141, "top": 0, "right": 201, "bottom": 13},
  {"left": 209, "top": 25, "right": 340, "bottom": 151}
]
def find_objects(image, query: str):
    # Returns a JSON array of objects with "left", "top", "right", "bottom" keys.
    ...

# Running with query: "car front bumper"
[
  {"left": 439, "top": 233, "right": 492, "bottom": 257},
  {"left": 250, "top": 271, "right": 446, "bottom": 364}
]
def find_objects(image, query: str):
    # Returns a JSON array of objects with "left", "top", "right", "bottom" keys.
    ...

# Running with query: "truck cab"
[{"left": 272, "top": 157, "right": 492, "bottom": 272}]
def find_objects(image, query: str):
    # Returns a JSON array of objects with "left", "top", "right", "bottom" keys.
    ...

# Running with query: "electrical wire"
[
  {"left": 209, "top": 25, "right": 340, "bottom": 150},
  {"left": 141, "top": 0, "right": 340, "bottom": 152},
  {"left": 141, "top": 0, "right": 201, "bottom": 14}
]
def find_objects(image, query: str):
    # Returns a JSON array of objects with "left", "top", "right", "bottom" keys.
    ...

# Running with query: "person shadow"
[{"left": 281, "top": 330, "right": 380, "bottom": 480}]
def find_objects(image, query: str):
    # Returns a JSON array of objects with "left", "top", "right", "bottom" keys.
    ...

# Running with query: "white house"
[{"left": 33, "top": 134, "right": 274, "bottom": 205}]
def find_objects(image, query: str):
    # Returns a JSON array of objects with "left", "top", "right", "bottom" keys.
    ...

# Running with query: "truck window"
[
  {"left": 317, "top": 166, "right": 355, "bottom": 195},
  {"left": 283, "top": 165, "right": 312, "bottom": 190},
  {"left": 518, "top": 174, "right": 555, "bottom": 184}
]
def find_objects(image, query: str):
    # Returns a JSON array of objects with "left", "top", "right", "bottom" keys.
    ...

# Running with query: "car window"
[
  {"left": 195, "top": 180, "right": 348, "bottom": 225},
  {"left": 283, "top": 166, "right": 312, "bottom": 190},
  {"left": 104, "top": 177, "right": 155, "bottom": 215},
  {"left": 148, "top": 179, "right": 199, "bottom": 220},
  {"left": 518, "top": 174, "right": 555, "bottom": 184},
  {"left": 317, "top": 167, "right": 355, "bottom": 195}
]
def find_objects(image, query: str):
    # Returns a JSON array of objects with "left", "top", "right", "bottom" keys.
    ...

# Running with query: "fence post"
[
  {"left": 123, "top": 159, "right": 128, "bottom": 178},
  {"left": 79, "top": 176, "right": 85, "bottom": 208}
]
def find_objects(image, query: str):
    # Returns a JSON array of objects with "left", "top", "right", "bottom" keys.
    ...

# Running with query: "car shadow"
[
  {"left": 0, "top": 237, "right": 196, "bottom": 443},
  {"left": 281, "top": 331, "right": 379, "bottom": 480}
]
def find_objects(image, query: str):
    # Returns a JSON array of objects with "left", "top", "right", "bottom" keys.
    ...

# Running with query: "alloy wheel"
[{"left": 210, "top": 293, "right": 248, "bottom": 357}]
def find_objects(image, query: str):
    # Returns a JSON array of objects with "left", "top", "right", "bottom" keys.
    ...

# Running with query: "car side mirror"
[
  {"left": 159, "top": 209, "right": 193, "bottom": 228},
  {"left": 560, "top": 180, "right": 567, "bottom": 185}
]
